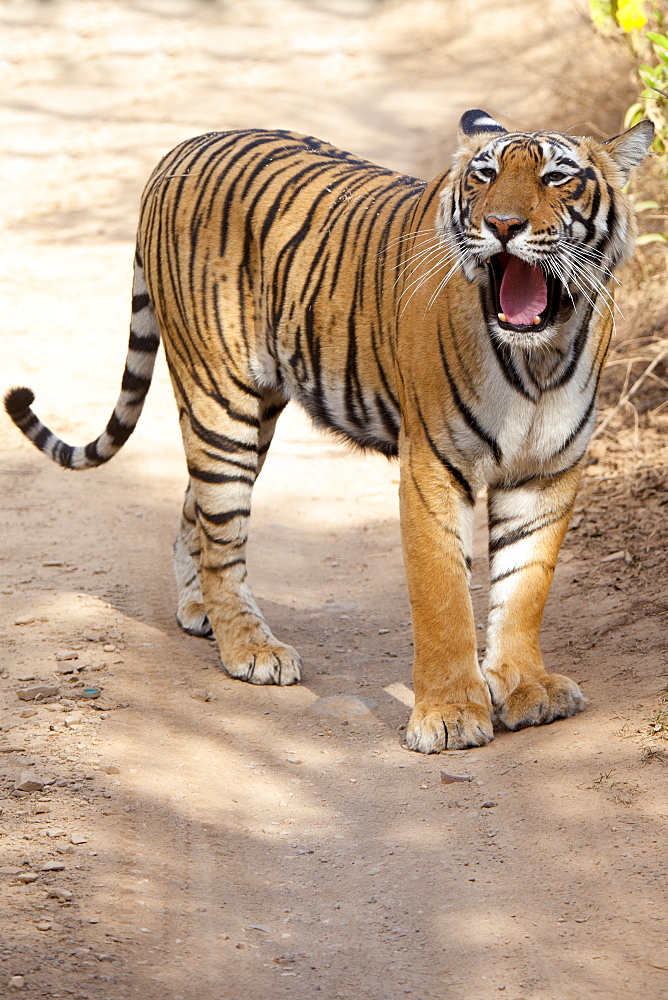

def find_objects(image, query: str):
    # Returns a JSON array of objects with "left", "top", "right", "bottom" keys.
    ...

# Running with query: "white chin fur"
[{"left": 491, "top": 320, "right": 559, "bottom": 351}]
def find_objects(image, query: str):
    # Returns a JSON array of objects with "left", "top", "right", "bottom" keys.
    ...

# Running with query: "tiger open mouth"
[{"left": 487, "top": 252, "right": 562, "bottom": 333}]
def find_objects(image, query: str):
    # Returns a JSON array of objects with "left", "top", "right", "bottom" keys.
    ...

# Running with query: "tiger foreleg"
[
  {"left": 483, "top": 467, "right": 587, "bottom": 729},
  {"left": 399, "top": 436, "right": 493, "bottom": 753}
]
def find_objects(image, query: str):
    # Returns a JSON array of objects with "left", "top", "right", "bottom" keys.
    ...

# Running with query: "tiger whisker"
[
  {"left": 393, "top": 246, "right": 460, "bottom": 293},
  {"left": 399, "top": 247, "right": 469, "bottom": 315},
  {"left": 557, "top": 247, "right": 622, "bottom": 318},
  {"left": 397, "top": 252, "right": 460, "bottom": 302},
  {"left": 379, "top": 228, "right": 440, "bottom": 254},
  {"left": 394, "top": 240, "right": 464, "bottom": 289},
  {"left": 425, "top": 257, "right": 470, "bottom": 312}
]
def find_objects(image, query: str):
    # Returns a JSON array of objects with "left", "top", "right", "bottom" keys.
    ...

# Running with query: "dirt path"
[{"left": 1, "top": 2, "right": 667, "bottom": 998}]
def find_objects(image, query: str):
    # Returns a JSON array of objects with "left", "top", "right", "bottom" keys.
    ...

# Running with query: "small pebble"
[
  {"left": 101, "top": 764, "right": 120, "bottom": 774},
  {"left": 55, "top": 650, "right": 79, "bottom": 662},
  {"left": 36, "top": 920, "right": 52, "bottom": 931},
  {"left": 9, "top": 975, "right": 24, "bottom": 989},
  {"left": 40, "top": 861, "right": 65, "bottom": 872},
  {"left": 70, "top": 833, "right": 88, "bottom": 845},
  {"left": 46, "top": 887, "right": 73, "bottom": 902},
  {"left": 13, "top": 615, "right": 35, "bottom": 626},
  {"left": 190, "top": 689, "right": 212, "bottom": 702},
  {"left": 17, "top": 873, "right": 39, "bottom": 884},
  {"left": 55, "top": 663, "right": 84, "bottom": 676}
]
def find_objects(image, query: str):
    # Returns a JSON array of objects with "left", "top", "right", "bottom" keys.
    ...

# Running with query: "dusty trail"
[{"left": 1, "top": 2, "right": 666, "bottom": 998}]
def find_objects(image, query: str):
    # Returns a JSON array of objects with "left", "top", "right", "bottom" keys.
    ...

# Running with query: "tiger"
[{"left": 5, "top": 109, "right": 653, "bottom": 753}]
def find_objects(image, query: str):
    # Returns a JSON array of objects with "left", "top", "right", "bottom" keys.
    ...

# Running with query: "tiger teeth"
[{"left": 497, "top": 312, "right": 542, "bottom": 327}]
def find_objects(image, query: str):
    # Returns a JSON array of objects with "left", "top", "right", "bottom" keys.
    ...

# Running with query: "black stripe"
[
  {"left": 216, "top": 558, "right": 247, "bottom": 572},
  {"left": 374, "top": 392, "right": 400, "bottom": 442},
  {"left": 547, "top": 299, "right": 595, "bottom": 389},
  {"left": 201, "top": 449, "right": 255, "bottom": 472},
  {"left": 414, "top": 397, "right": 474, "bottom": 505},
  {"left": 199, "top": 526, "right": 248, "bottom": 547},
  {"left": 129, "top": 330, "right": 159, "bottom": 352},
  {"left": 121, "top": 370, "right": 152, "bottom": 395},
  {"left": 261, "top": 401, "right": 286, "bottom": 423},
  {"left": 132, "top": 293, "right": 151, "bottom": 312},
  {"left": 196, "top": 506, "right": 251, "bottom": 526},
  {"left": 84, "top": 441, "right": 102, "bottom": 464},
  {"left": 55, "top": 442, "right": 74, "bottom": 467},
  {"left": 438, "top": 317, "right": 501, "bottom": 461},
  {"left": 187, "top": 465, "right": 254, "bottom": 486},
  {"left": 408, "top": 461, "right": 465, "bottom": 543},
  {"left": 106, "top": 412, "right": 135, "bottom": 446},
  {"left": 490, "top": 560, "right": 553, "bottom": 586},
  {"left": 33, "top": 426, "right": 51, "bottom": 451},
  {"left": 492, "top": 473, "right": 542, "bottom": 492},
  {"left": 189, "top": 411, "right": 258, "bottom": 454},
  {"left": 488, "top": 511, "right": 568, "bottom": 556},
  {"left": 549, "top": 393, "right": 596, "bottom": 459}
]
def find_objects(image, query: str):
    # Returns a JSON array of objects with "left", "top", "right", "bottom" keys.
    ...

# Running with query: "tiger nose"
[{"left": 485, "top": 215, "right": 527, "bottom": 244}]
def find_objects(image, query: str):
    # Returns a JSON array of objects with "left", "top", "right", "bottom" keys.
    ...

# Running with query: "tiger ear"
[
  {"left": 604, "top": 120, "right": 654, "bottom": 180},
  {"left": 458, "top": 109, "right": 507, "bottom": 142}
]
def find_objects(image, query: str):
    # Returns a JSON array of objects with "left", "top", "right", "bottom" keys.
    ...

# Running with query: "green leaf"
[
  {"left": 647, "top": 31, "right": 668, "bottom": 50},
  {"left": 639, "top": 67, "right": 661, "bottom": 87}
]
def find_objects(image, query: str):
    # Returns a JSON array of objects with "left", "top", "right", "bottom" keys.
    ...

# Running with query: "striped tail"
[{"left": 4, "top": 249, "right": 159, "bottom": 469}]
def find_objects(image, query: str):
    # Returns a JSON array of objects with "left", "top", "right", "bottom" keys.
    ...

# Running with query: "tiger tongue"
[{"left": 499, "top": 255, "right": 548, "bottom": 327}]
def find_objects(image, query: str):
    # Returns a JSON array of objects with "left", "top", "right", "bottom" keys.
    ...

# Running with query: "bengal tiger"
[{"left": 5, "top": 109, "right": 653, "bottom": 752}]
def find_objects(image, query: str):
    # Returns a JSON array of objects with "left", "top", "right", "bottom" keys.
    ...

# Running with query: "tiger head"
[{"left": 438, "top": 109, "right": 654, "bottom": 348}]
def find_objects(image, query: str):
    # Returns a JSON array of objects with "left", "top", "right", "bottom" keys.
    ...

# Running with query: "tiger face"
[{"left": 438, "top": 110, "right": 653, "bottom": 348}]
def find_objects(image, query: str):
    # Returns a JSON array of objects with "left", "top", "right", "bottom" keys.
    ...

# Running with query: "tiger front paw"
[
  {"left": 494, "top": 672, "right": 587, "bottom": 730},
  {"left": 406, "top": 702, "right": 494, "bottom": 753}
]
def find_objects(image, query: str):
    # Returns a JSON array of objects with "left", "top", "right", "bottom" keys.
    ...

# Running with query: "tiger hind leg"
[
  {"left": 174, "top": 481, "right": 213, "bottom": 638},
  {"left": 173, "top": 390, "right": 300, "bottom": 685}
]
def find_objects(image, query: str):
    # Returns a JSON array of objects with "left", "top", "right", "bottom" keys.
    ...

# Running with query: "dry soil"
[{"left": 1, "top": 3, "right": 667, "bottom": 999}]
